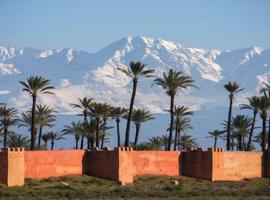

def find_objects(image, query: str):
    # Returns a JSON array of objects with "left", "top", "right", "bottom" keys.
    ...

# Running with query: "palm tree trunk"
[
  {"left": 247, "top": 111, "right": 257, "bottom": 151},
  {"left": 173, "top": 117, "right": 179, "bottom": 151},
  {"left": 31, "top": 95, "right": 37, "bottom": 150},
  {"left": 80, "top": 112, "right": 87, "bottom": 149},
  {"left": 75, "top": 138, "right": 79, "bottom": 149},
  {"left": 116, "top": 119, "right": 121, "bottom": 147},
  {"left": 214, "top": 137, "right": 217, "bottom": 149},
  {"left": 168, "top": 94, "right": 175, "bottom": 151},
  {"left": 262, "top": 115, "right": 267, "bottom": 151},
  {"left": 134, "top": 124, "right": 140, "bottom": 148},
  {"left": 101, "top": 135, "right": 105, "bottom": 149},
  {"left": 125, "top": 79, "right": 137, "bottom": 147},
  {"left": 38, "top": 125, "right": 43, "bottom": 148},
  {"left": 3, "top": 126, "right": 7, "bottom": 148},
  {"left": 90, "top": 137, "right": 94, "bottom": 150},
  {"left": 51, "top": 141, "right": 54, "bottom": 150},
  {"left": 239, "top": 135, "right": 242, "bottom": 151},
  {"left": 45, "top": 141, "right": 48, "bottom": 150},
  {"left": 95, "top": 117, "right": 100, "bottom": 148},
  {"left": 226, "top": 94, "right": 233, "bottom": 151}
]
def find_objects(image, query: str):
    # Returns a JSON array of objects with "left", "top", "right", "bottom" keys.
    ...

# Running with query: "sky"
[{"left": 0, "top": 0, "right": 270, "bottom": 52}]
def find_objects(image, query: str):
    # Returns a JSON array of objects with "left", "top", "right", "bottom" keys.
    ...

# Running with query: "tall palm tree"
[
  {"left": 36, "top": 104, "right": 56, "bottom": 148},
  {"left": 62, "top": 121, "right": 84, "bottom": 149},
  {"left": 224, "top": 81, "right": 243, "bottom": 150},
  {"left": 70, "top": 97, "right": 93, "bottom": 149},
  {"left": 111, "top": 107, "right": 128, "bottom": 147},
  {"left": 153, "top": 69, "right": 197, "bottom": 150},
  {"left": 19, "top": 76, "right": 55, "bottom": 150},
  {"left": 172, "top": 106, "right": 193, "bottom": 151},
  {"left": 89, "top": 102, "right": 112, "bottom": 148},
  {"left": 0, "top": 106, "right": 18, "bottom": 147},
  {"left": 47, "top": 131, "right": 65, "bottom": 150},
  {"left": 207, "top": 130, "right": 226, "bottom": 149},
  {"left": 240, "top": 96, "right": 260, "bottom": 150},
  {"left": 41, "top": 133, "right": 50, "bottom": 149},
  {"left": 129, "top": 109, "right": 154, "bottom": 148},
  {"left": 118, "top": 61, "right": 154, "bottom": 147},
  {"left": 257, "top": 95, "right": 270, "bottom": 151}
]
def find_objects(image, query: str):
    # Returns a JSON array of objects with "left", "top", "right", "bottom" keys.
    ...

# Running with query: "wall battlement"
[{"left": 0, "top": 147, "right": 269, "bottom": 186}]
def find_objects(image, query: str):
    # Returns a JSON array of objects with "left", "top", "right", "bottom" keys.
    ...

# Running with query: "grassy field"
[{"left": 0, "top": 175, "right": 270, "bottom": 200}]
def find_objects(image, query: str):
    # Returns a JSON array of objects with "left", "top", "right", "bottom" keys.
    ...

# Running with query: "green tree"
[
  {"left": 178, "top": 135, "right": 198, "bottom": 150},
  {"left": 207, "top": 130, "right": 226, "bottom": 149},
  {"left": 240, "top": 96, "right": 260, "bottom": 150},
  {"left": 41, "top": 133, "right": 50, "bottom": 149},
  {"left": 172, "top": 106, "right": 193, "bottom": 151},
  {"left": 129, "top": 109, "right": 154, "bottom": 148},
  {"left": 153, "top": 69, "right": 197, "bottom": 150},
  {"left": 62, "top": 121, "right": 84, "bottom": 149},
  {"left": 36, "top": 104, "right": 56, "bottom": 149},
  {"left": 47, "top": 131, "right": 65, "bottom": 150},
  {"left": 70, "top": 97, "right": 93, "bottom": 149},
  {"left": 257, "top": 95, "right": 270, "bottom": 151},
  {"left": 231, "top": 115, "right": 253, "bottom": 151},
  {"left": 7, "top": 133, "right": 30, "bottom": 148},
  {"left": 118, "top": 61, "right": 154, "bottom": 147},
  {"left": 89, "top": 102, "right": 112, "bottom": 148},
  {"left": 224, "top": 81, "right": 243, "bottom": 150},
  {"left": 111, "top": 107, "right": 128, "bottom": 147},
  {"left": 0, "top": 106, "right": 18, "bottom": 147},
  {"left": 148, "top": 136, "right": 162, "bottom": 150},
  {"left": 19, "top": 76, "right": 55, "bottom": 150}
]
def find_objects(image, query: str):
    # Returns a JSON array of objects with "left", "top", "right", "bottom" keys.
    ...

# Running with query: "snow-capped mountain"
[
  {"left": 0, "top": 36, "right": 270, "bottom": 148},
  {"left": 1, "top": 36, "right": 269, "bottom": 112}
]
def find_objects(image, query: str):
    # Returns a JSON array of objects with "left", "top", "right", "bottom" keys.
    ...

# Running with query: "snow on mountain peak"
[
  {"left": 0, "top": 63, "right": 21, "bottom": 75},
  {"left": 0, "top": 46, "right": 23, "bottom": 61},
  {"left": 39, "top": 48, "right": 63, "bottom": 58}
]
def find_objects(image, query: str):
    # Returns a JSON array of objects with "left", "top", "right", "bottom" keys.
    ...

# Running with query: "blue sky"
[{"left": 0, "top": 0, "right": 269, "bottom": 52}]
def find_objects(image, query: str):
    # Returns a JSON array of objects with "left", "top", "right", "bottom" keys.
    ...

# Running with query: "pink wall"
[{"left": 24, "top": 150, "right": 85, "bottom": 179}]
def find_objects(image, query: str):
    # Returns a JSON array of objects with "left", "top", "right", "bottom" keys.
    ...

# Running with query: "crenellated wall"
[{"left": 0, "top": 147, "right": 270, "bottom": 187}]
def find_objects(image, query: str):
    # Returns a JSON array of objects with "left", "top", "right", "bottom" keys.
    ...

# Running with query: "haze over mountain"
[{"left": 1, "top": 36, "right": 269, "bottom": 148}]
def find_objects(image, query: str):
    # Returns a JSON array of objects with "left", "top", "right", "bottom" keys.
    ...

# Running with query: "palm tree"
[
  {"left": 178, "top": 135, "right": 198, "bottom": 150},
  {"left": 172, "top": 106, "right": 193, "bottom": 151},
  {"left": 41, "top": 133, "right": 50, "bottom": 149},
  {"left": 254, "top": 132, "right": 268, "bottom": 150},
  {"left": 153, "top": 69, "right": 197, "bottom": 150},
  {"left": 36, "top": 104, "right": 56, "bottom": 149},
  {"left": 84, "top": 119, "right": 97, "bottom": 150},
  {"left": 7, "top": 133, "right": 30, "bottom": 148},
  {"left": 118, "top": 61, "right": 155, "bottom": 147},
  {"left": 231, "top": 115, "right": 253, "bottom": 151},
  {"left": 224, "top": 81, "right": 243, "bottom": 150},
  {"left": 62, "top": 121, "right": 84, "bottom": 149},
  {"left": 257, "top": 95, "right": 270, "bottom": 151},
  {"left": 19, "top": 76, "right": 55, "bottom": 150},
  {"left": 111, "top": 107, "right": 128, "bottom": 147},
  {"left": 159, "top": 134, "right": 169, "bottom": 150},
  {"left": 129, "top": 109, "right": 154, "bottom": 148},
  {"left": 174, "top": 118, "right": 193, "bottom": 151},
  {"left": 240, "top": 96, "right": 260, "bottom": 151},
  {"left": 0, "top": 106, "right": 18, "bottom": 147},
  {"left": 207, "top": 130, "right": 226, "bottom": 149},
  {"left": 70, "top": 97, "right": 93, "bottom": 149},
  {"left": 148, "top": 136, "right": 162, "bottom": 150},
  {"left": 89, "top": 102, "right": 112, "bottom": 148},
  {"left": 47, "top": 131, "right": 65, "bottom": 150}
]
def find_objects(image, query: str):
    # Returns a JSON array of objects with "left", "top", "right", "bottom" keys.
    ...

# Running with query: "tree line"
[{"left": 2, "top": 61, "right": 269, "bottom": 151}]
